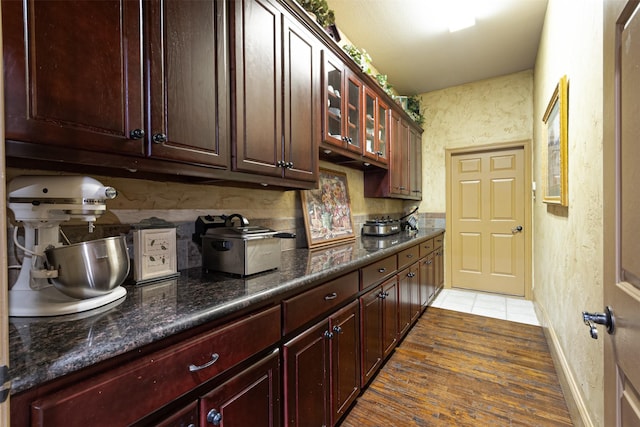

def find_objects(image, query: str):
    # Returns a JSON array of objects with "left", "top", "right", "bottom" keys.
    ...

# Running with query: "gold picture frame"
[
  {"left": 542, "top": 75, "right": 569, "bottom": 206},
  {"left": 301, "top": 169, "right": 356, "bottom": 248}
]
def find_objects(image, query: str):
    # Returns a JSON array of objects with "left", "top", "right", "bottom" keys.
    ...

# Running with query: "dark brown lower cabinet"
[
  {"left": 397, "top": 262, "right": 421, "bottom": 340},
  {"left": 199, "top": 350, "right": 280, "bottom": 427},
  {"left": 419, "top": 252, "right": 436, "bottom": 307},
  {"left": 283, "top": 300, "right": 360, "bottom": 427},
  {"left": 360, "top": 277, "right": 398, "bottom": 387},
  {"left": 330, "top": 301, "right": 360, "bottom": 425}
]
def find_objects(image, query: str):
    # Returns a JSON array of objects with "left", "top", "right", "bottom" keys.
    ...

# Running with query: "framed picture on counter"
[{"left": 301, "top": 169, "right": 356, "bottom": 249}]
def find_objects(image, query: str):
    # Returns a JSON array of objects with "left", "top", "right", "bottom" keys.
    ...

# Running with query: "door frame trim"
[{"left": 445, "top": 140, "right": 533, "bottom": 300}]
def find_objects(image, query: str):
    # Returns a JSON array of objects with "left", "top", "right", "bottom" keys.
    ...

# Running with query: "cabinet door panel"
[
  {"left": 284, "top": 320, "right": 329, "bottom": 427},
  {"left": 200, "top": 350, "right": 280, "bottom": 427},
  {"left": 323, "top": 52, "right": 345, "bottom": 146},
  {"left": 232, "top": 0, "right": 282, "bottom": 177},
  {"left": 409, "top": 126, "right": 422, "bottom": 199},
  {"left": 360, "top": 286, "right": 382, "bottom": 387},
  {"left": 147, "top": 0, "right": 229, "bottom": 168},
  {"left": 397, "top": 267, "right": 412, "bottom": 337},
  {"left": 329, "top": 301, "right": 360, "bottom": 425},
  {"left": 390, "top": 113, "right": 409, "bottom": 196},
  {"left": 382, "top": 278, "right": 398, "bottom": 358},
  {"left": 345, "top": 73, "right": 363, "bottom": 153},
  {"left": 3, "top": 0, "right": 144, "bottom": 155},
  {"left": 420, "top": 253, "right": 435, "bottom": 307},
  {"left": 283, "top": 17, "right": 319, "bottom": 182}
]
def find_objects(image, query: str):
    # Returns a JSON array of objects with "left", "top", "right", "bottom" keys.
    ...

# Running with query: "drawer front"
[
  {"left": 419, "top": 238, "right": 434, "bottom": 258},
  {"left": 31, "top": 306, "right": 281, "bottom": 427},
  {"left": 361, "top": 255, "right": 397, "bottom": 289},
  {"left": 434, "top": 233, "right": 444, "bottom": 249},
  {"left": 283, "top": 271, "right": 359, "bottom": 335},
  {"left": 398, "top": 245, "right": 419, "bottom": 270}
]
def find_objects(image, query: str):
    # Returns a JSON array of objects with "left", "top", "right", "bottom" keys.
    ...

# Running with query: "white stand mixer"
[{"left": 8, "top": 176, "right": 127, "bottom": 317}]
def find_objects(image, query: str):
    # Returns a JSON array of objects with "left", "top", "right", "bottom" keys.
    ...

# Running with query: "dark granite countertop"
[{"left": 8, "top": 228, "right": 444, "bottom": 395}]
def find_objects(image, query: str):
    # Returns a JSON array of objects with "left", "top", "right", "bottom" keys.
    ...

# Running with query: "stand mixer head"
[{"left": 8, "top": 176, "right": 126, "bottom": 317}]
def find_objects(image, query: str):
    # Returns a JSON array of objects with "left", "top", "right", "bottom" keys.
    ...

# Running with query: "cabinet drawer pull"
[
  {"left": 378, "top": 267, "right": 386, "bottom": 273},
  {"left": 188, "top": 353, "right": 219, "bottom": 372},
  {"left": 406, "top": 254, "right": 413, "bottom": 258},
  {"left": 324, "top": 292, "right": 338, "bottom": 300}
]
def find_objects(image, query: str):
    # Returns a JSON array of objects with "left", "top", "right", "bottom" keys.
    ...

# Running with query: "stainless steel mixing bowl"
[{"left": 45, "top": 236, "right": 130, "bottom": 299}]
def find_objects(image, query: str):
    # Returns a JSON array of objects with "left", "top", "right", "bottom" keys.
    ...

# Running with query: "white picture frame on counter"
[{"left": 132, "top": 227, "right": 179, "bottom": 284}]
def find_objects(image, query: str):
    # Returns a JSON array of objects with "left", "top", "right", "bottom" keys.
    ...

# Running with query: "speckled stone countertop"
[{"left": 8, "top": 228, "right": 444, "bottom": 395}]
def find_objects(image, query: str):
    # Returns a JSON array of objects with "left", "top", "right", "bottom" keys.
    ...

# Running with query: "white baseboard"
[{"left": 534, "top": 301, "right": 594, "bottom": 427}]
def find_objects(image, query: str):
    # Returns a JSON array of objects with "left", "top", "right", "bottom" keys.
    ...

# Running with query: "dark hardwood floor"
[{"left": 340, "top": 307, "right": 573, "bottom": 427}]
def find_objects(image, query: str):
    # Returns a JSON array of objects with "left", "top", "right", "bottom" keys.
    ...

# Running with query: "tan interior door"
[
  {"left": 602, "top": 1, "right": 640, "bottom": 425},
  {"left": 450, "top": 148, "right": 525, "bottom": 296}
]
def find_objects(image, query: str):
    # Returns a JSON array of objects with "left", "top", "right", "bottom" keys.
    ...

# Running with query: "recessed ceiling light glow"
[
  {"left": 447, "top": 0, "right": 477, "bottom": 32},
  {"left": 449, "top": 15, "right": 476, "bottom": 32}
]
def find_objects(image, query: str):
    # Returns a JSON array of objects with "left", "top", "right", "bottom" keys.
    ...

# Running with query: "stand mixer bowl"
[{"left": 45, "top": 236, "right": 130, "bottom": 299}]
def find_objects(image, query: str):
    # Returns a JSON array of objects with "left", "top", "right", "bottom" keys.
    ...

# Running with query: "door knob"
[
  {"left": 582, "top": 306, "right": 615, "bottom": 339},
  {"left": 511, "top": 225, "right": 523, "bottom": 233}
]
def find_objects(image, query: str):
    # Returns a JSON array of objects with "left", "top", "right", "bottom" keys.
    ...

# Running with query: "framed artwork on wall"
[
  {"left": 543, "top": 75, "right": 569, "bottom": 206},
  {"left": 301, "top": 169, "right": 356, "bottom": 248}
]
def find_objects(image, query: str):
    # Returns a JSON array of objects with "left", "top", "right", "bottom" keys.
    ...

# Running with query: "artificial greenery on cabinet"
[{"left": 297, "top": 0, "right": 335, "bottom": 27}]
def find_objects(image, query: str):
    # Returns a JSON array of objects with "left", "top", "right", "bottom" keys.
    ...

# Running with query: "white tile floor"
[{"left": 430, "top": 288, "right": 540, "bottom": 326}]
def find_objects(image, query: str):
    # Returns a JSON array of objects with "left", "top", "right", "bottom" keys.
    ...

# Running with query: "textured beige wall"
[
  {"left": 418, "top": 70, "right": 534, "bottom": 213},
  {"left": 533, "top": 0, "right": 604, "bottom": 425},
  {"left": 7, "top": 160, "right": 404, "bottom": 226}
]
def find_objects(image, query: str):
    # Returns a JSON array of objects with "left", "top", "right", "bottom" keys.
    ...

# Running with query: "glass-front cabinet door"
[
  {"left": 322, "top": 51, "right": 363, "bottom": 152},
  {"left": 363, "top": 87, "right": 389, "bottom": 165},
  {"left": 364, "top": 89, "right": 376, "bottom": 157},
  {"left": 376, "top": 98, "right": 389, "bottom": 164},
  {"left": 324, "top": 53, "right": 344, "bottom": 147},
  {"left": 345, "top": 73, "right": 363, "bottom": 153}
]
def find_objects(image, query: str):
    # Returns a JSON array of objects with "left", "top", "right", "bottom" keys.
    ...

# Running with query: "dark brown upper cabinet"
[
  {"left": 145, "top": 0, "right": 229, "bottom": 169},
  {"left": 3, "top": 0, "right": 145, "bottom": 157},
  {"left": 322, "top": 51, "right": 364, "bottom": 155},
  {"left": 3, "top": 0, "right": 230, "bottom": 172},
  {"left": 363, "top": 86, "right": 389, "bottom": 165},
  {"left": 231, "top": 0, "right": 319, "bottom": 184}
]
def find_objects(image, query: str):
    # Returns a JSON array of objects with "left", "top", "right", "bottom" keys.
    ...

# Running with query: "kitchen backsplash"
[{"left": 6, "top": 212, "right": 444, "bottom": 288}]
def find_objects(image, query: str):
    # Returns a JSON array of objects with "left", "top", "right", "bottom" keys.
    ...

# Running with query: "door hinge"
[{"left": 0, "top": 365, "right": 10, "bottom": 403}]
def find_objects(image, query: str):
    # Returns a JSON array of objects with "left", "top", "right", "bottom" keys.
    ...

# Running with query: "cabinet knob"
[
  {"left": 129, "top": 128, "right": 145, "bottom": 140},
  {"left": 152, "top": 133, "right": 167, "bottom": 144},
  {"left": 286, "top": 161, "right": 294, "bottom": 169},
  {"left": 333, "top": 325, "right": 343, "bottom": 334},
  {"left": 207, "top": 409, "right": 222, "bottom": 426},
  {"left": 324, "top": 330, "right": 334, "bottom": 339}
]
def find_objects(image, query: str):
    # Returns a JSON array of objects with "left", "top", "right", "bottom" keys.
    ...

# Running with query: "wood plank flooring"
[{"left": 339, "top": 307, "right": 573, "bottom": 427}]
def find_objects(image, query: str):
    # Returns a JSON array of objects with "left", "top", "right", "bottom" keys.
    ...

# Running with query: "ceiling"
[{"left": 325, "top": 0, "right": 549, "bottom": 95}]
